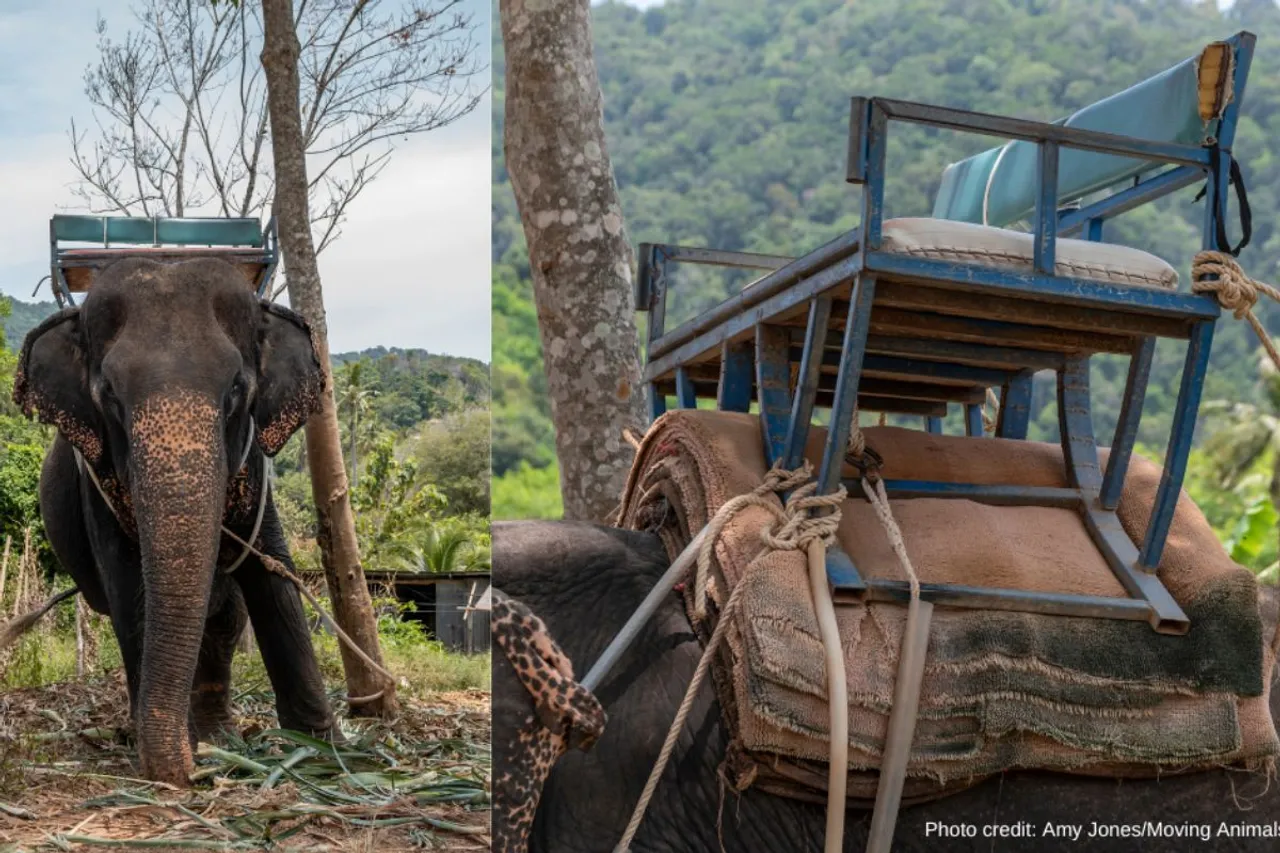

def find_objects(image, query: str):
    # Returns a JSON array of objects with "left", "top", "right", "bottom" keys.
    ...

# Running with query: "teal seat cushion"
[
  {"left": 53, "top": 215, "right": 263, "bottom": 248},
  {"left": 933, "top": 53, "right": 1214, "bottom": 227}
]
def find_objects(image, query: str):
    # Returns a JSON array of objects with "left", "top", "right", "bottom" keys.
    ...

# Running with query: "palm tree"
[{"left": 335, "top": 362, "right": 377, "bottom": 488}]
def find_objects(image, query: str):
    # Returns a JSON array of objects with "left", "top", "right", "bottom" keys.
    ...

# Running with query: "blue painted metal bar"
[
  {"left": 996, "top": 371, "right": 1033, "bottom": 440},
  {"left": 755, "top": 325, "right": 793, "bottom": 468},
  {"left": 925, "top": 415, "right": 944, "bottom": 434},
  {"left": 1058, "top": 166, "right": 1200, "bottom": 237},
  {"left": 965, "top": 403, "right": 984, "bottom": 437},
  {"left": 674, "top": 366, "right": 697, "bottom": 409},
  {"left": 820, "top": 275, "right": 877, "bottom": 492},
  {"left": 644, "top": 251, "right": 863, "bottom": 381},
  {"left": 785, "top": 298, "right": 833, "bottom": 468},
  {"left": 637, "top": 243, "right": 669, "bottom": 423},
  {"left": 1101, "top": 338, "right": 1155, "bottom": 510},
  {"left": 863, "top": 104, "right": 890, "bottom": 250},
  {"left": 1057, "top": 356, "right": 1103, "bottom": 496},
  {"left": 818, "top": 277, "right": 878, "bottom": 596},
  {"left": 647, "top": 232, "right": 861, "bottom": 362},
  {"left": 1033, "top": 141, "right": 1060, "bottom": 276},
  {"left": 842, "top": 479, "right": 1081, "bottom": 508},
  {"left": 846, "top": 96, "right": 871, "bottom": 183},
  {"left": 852, "top": 577, "right": 1157, "bottom": 623},
  {"left": 1202, "top": 149, "right": 1228, "bottom": 251},
  {"left": 1140, "top": 320, "right": 1215, "bottom": 569},
  {"left": 717, "top": 342, "right": 754, "bottom": 412},
  {"left": 658, "top": 245, "right": 793, "bottom": 270},
  {"left": 1082, "top": 509, "right": 1190, "bottom": 634},
  {"left": 863, "top": 252, "right": 1220, "bottom": 320},
  {"left": 875, "top": 98, "right": 1214, "bottom": 167}
]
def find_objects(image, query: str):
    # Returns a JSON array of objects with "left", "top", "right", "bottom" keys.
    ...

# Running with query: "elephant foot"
[
  {"left": 280, "top": 715, "right": 344, "bottom": 744},
  {"left": 190, "top": 682, "right": 234, "bottom": 743}
]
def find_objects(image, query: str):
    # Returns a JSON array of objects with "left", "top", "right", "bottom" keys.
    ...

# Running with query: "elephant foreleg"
[
  {"left": 232, "top": 503, "right": 336, "bottom": 737},
  {"left": 39, "top": 436, "right": 110, "bottom": 614},
  {"left": 190, "top": 582, "right": 246, "bottom": 741},
  {"left": 80, "top": 481, "right": 147, "bottom": 725}
]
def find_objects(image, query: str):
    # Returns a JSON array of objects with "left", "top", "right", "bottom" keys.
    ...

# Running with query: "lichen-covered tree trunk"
[
  {"left": 501, "top": 0, "right": 646, "bottom": 522},
  {"left": 261, "top": 0, "right": 395, "bottom": 717}
]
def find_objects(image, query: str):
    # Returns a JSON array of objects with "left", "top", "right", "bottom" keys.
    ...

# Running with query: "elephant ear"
[
  {"left": 255, "top": 301, "right": 326, "bottom": 456},
  {"left": 13, "top": 308, "right": 104, "bottom": 464}
]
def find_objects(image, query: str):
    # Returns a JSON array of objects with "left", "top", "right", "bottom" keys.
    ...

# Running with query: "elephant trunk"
[{"left": 129, "top": 393, "right": 227, "bottom": 786}]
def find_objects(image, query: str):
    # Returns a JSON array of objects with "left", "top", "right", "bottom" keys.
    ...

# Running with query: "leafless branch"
[{"left": 69, "top": 0, "right": 485, "bottom": 257}]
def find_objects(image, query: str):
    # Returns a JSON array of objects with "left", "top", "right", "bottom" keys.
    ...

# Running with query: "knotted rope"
[
  {"left": 846, "top": 414, "right": 931, "bottom": 853},
  {"left": 847, "top": 409, "right": 923, "bottom": 599},
  {"left": 616, "top": 460, "right": 844, "bottom": 853},
  {"left": 1192, "top": 251, "right": 1280, "bottom": 371},
  {"left": 692, "top": 463, "right": 844, "bottom": 620}
]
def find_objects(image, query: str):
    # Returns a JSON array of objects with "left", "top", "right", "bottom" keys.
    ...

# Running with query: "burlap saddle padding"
[{"left": 616, "top": 410, "right": 1280, "bottom": 805}]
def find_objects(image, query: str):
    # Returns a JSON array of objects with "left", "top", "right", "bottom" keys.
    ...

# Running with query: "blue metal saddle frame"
[
  {"left": 636, "top": 32, "right": 1257, "bottom": 635},
  {"left": 49, "top": 215, "right": 280, "bottom": 308}
]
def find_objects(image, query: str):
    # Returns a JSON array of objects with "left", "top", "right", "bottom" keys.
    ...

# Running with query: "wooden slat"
[{"left": 872, "top": 280, "right": 1191, "bottom": 340}]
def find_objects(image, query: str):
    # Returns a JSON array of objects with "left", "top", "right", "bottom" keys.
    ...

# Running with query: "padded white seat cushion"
[{"left": 880, "top": 218, "right": 1179, "bottom": 290}]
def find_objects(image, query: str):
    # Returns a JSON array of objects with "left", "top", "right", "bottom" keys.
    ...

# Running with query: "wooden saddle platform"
[{"left": 636, "top": 32, "right": 1257, "bottom": 636}]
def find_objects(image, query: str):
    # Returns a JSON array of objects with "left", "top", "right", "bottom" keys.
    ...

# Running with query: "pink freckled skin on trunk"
[{"left": 129, "top": 391, "right": 225, "bottom": 786}]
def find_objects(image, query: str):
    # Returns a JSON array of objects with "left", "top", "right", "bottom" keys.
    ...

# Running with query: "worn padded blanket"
[{"left": 616, "top": 410, "right": 1279, "bottom": 803}]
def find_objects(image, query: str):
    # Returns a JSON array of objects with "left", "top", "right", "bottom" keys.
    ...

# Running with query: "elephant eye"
[{"left": 226, "top": 375, "right": 247, "bottom": 414}]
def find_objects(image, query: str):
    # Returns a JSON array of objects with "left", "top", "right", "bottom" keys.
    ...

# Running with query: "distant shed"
[{"left": 363, "top": 570, "right": 491, "bottom": 654}]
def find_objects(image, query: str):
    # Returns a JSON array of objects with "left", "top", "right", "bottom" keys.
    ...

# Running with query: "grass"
[
  {"left": 0, "top": 593, "right": 489, "bottom": 698},
  {"left": 0, "top": 591, "right": 491, "bottom": 851}
]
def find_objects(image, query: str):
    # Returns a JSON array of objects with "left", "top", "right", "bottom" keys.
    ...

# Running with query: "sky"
[{"left": 0, "top": 0, "right": 491, "bottom": 361}]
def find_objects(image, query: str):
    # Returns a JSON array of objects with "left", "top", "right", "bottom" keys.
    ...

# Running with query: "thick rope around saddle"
[
  {"left": 1192, "top": 251, "right": 1280, "bottom": 371},
  {"left": 618, "top": 415, "right": 929, "bottom": 853},
  {"left": 616, "top": 460, "right": 846, "bottom": 853}
]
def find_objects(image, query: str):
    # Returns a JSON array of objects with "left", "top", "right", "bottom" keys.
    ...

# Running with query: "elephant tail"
[{"left": 0, "top": 586, "right": 79, "bottom": 653}]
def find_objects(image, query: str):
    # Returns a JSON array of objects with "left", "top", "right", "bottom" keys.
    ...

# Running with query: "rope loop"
[
  {"left": 1192, "top": 250, "right": 1280, "bottom": 372},
  {"left": 692, "top": 460, "right": 844, "bottom": 620}
]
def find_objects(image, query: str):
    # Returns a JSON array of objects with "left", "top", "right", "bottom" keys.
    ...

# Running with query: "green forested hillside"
[{"left": 492, "top": 0, "right": 1280, "bottom": 560}]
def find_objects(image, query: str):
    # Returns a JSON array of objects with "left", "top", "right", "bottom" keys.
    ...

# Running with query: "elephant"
[
  {"left": 15, "top": 257, "right": 335, "bottom": 786},
  {"left": 493, "top": 520, "right": 1280, "bottom": 852}
]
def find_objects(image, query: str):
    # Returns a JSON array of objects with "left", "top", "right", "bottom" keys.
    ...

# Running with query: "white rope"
[{"left": 616, "top": 462, "right": 845, "bottom": 853}]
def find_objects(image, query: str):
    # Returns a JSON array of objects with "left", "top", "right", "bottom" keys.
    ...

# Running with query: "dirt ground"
[{"left": 0, "top": 674, "right": 490, "bottom": 852}]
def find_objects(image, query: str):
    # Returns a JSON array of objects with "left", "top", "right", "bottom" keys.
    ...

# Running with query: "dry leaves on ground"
[{"left": 0, "top": 675, "right": 491, "bottom": 852}]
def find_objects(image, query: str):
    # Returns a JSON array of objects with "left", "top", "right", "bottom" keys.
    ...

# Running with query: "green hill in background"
[{"left": 492, "top": 0, "right": 1280, "bottom": 541}]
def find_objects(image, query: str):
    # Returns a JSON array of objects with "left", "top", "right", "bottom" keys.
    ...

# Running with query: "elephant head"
[{"left": 13, "top": 257, "right": 324, "bottom": 784}]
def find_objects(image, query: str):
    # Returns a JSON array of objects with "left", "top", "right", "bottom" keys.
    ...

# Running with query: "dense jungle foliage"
[
  {"left": 492, "top": 0, "right": 1280, "bottom": 575},
  {"left": 0, "top": 300, "right": 491, "bottom": 577}
]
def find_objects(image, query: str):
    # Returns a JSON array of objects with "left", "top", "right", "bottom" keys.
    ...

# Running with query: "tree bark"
[
  {"left": 260, "top": 0, "right": 395, "bottom": 717},
  {"left": 501, "top": 0, "right": 646, "bottom": 522}
]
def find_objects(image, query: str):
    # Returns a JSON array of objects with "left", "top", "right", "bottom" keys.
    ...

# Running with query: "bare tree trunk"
[
  {"left": 501, "top": 0, "right": 646, "bottom": 522},
  {"left": 76, "top": 596, "right": 87, "bottom": 679},
  {"left": 261, "top": 0, "right": 395, "bottom": 717}
]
